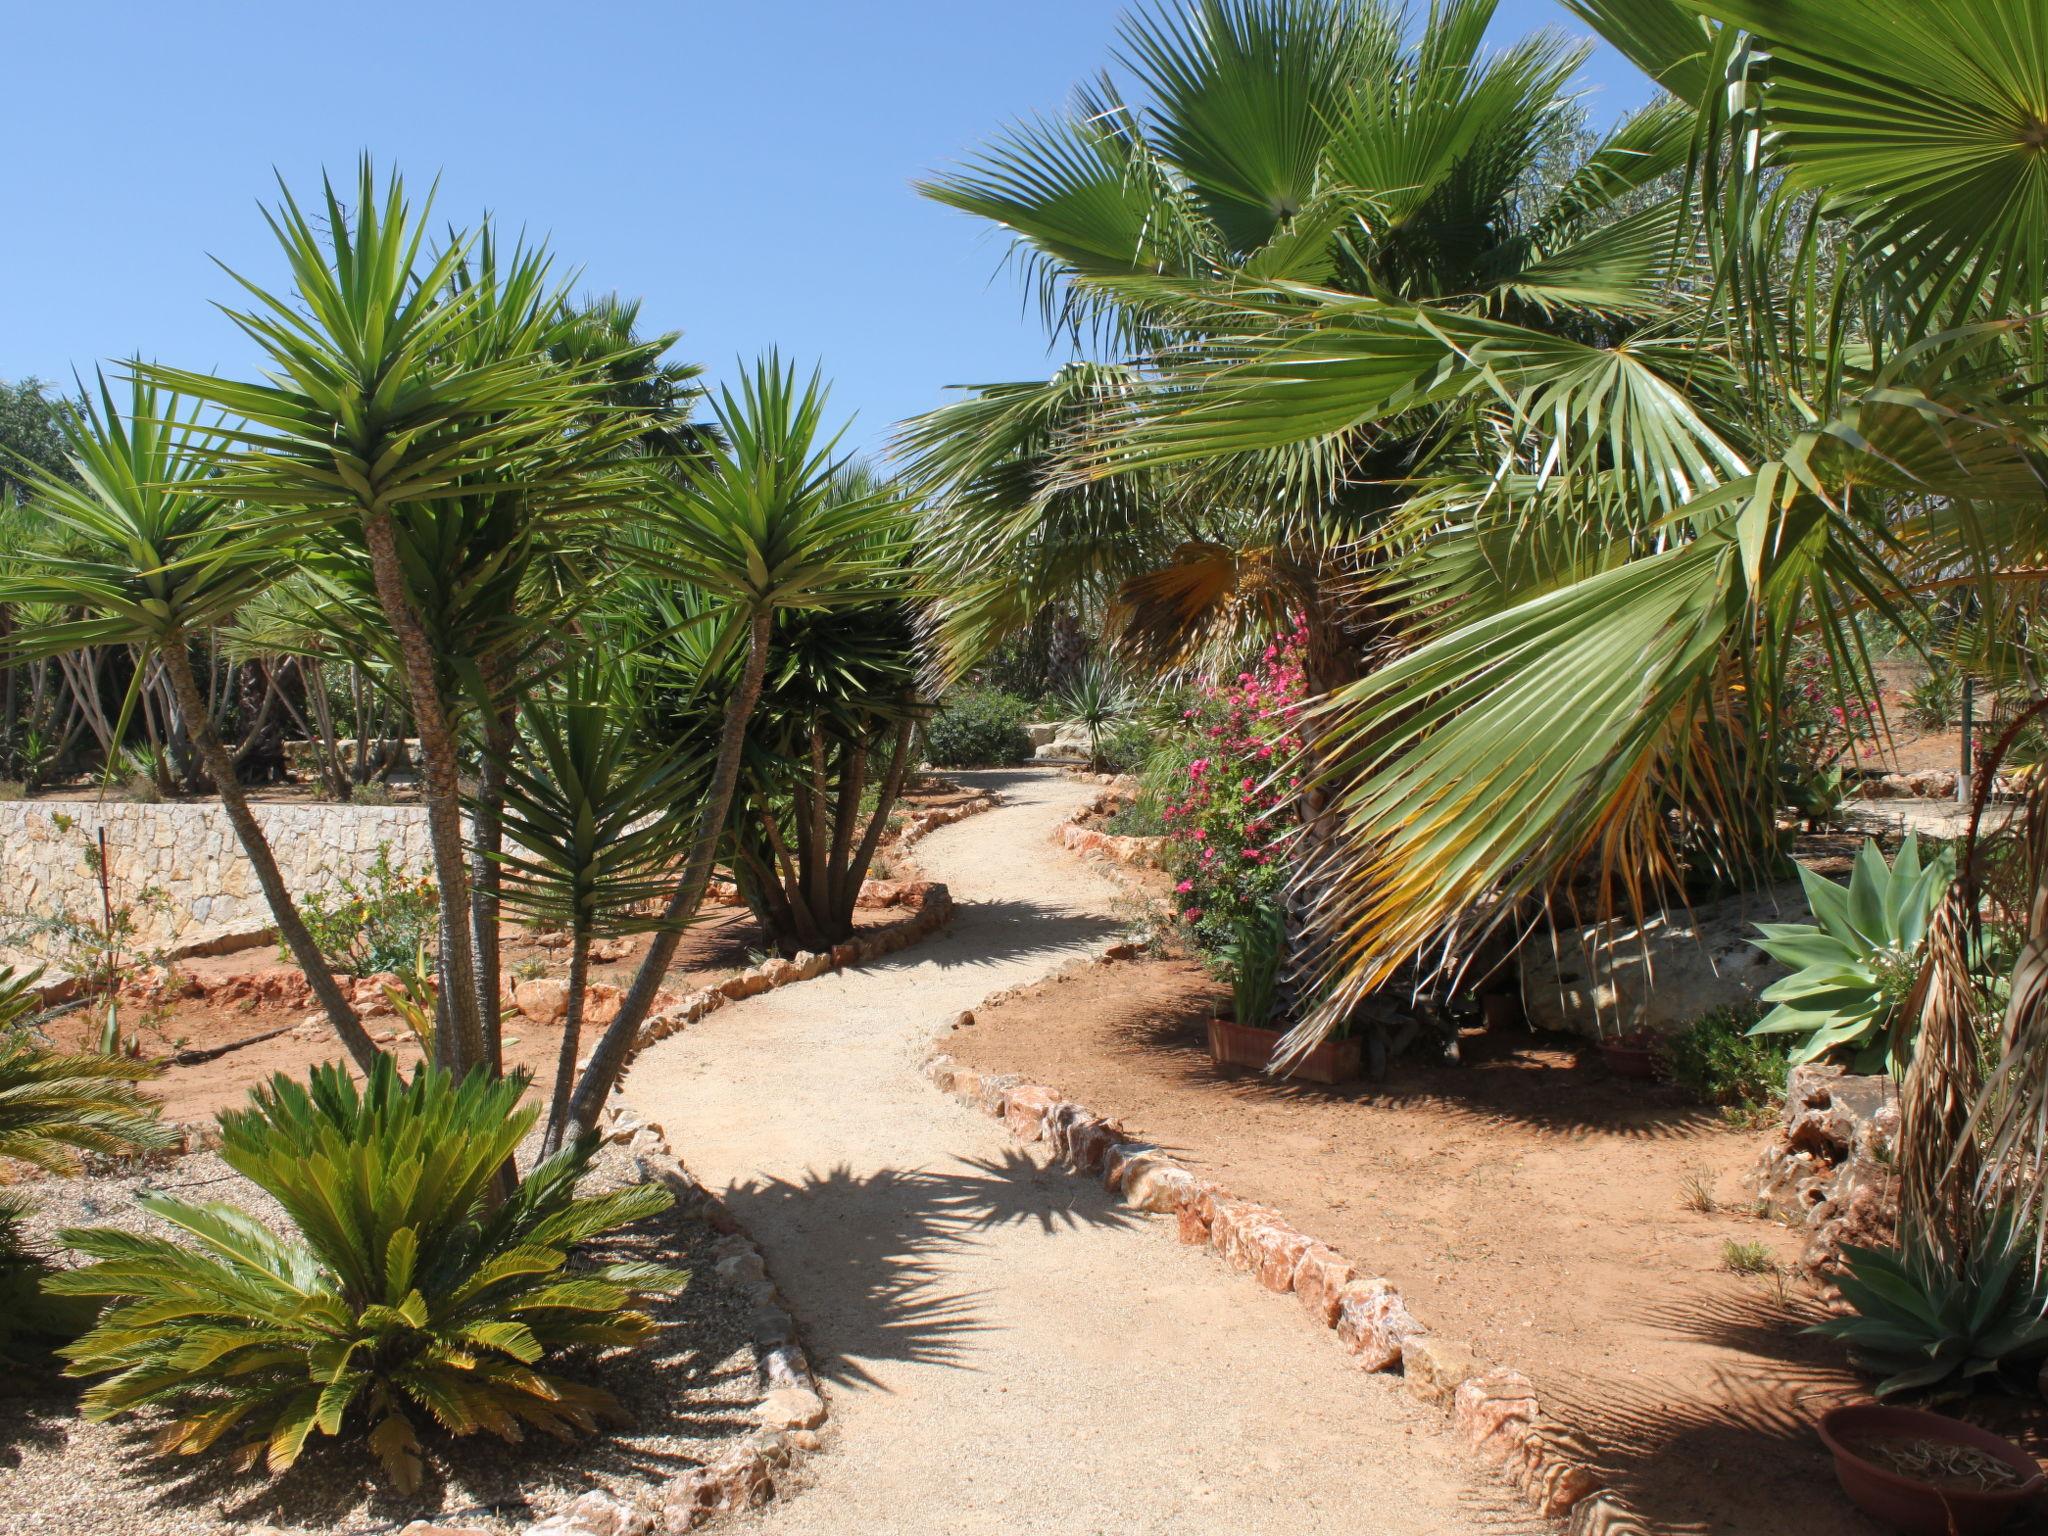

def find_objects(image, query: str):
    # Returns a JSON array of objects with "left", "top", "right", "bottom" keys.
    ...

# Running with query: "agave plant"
[
  {"left": 1815, "top": 1214, "right": 2048, "bottom": 1397},
  {"left": 1748, "top": 837, "right": 1955, "bottom": 1074},
  {"left": 51, "top": 1059, "right": 682, "bottom": 1490}
]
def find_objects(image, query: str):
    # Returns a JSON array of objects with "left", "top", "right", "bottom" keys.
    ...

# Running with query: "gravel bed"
[{"left": 0, "top": 1139, "right": 765, "bottom": 1536}]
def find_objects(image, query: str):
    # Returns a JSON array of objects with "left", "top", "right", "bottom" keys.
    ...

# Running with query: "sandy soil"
[
  {"left": 34, "top": 904, "right": 912, "bottom": 1125},
  {"left": 944, "top": 953, "right": 1882, "bottom": 1535},
  {"left": 622, "top": 768, "right": 1527, "bottom": 1536}
]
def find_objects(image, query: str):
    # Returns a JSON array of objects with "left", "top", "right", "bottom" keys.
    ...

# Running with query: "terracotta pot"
[
  {"left": 1598, "top": 1029, "right": 1662, "bottom": 1080},
  {"left": 1818, "top": 1404, "right": 2046, "bottom": 1535},
  {"left": 1205, "top": 1017, "right": 1361, "bottom": 1085}
]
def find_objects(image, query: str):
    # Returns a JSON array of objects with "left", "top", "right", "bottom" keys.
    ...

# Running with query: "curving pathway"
[{"left": 626, "top": 767, "right": 1521, "bottom": 1536}]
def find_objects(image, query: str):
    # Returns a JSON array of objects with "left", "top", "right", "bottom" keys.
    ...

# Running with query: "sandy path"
[{"left": 626, "top": 767, "right": 1522, "bottom": 1536}]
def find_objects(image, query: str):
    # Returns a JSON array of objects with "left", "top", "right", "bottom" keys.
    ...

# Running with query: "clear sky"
[{"left": 2, "top": 1, "right": 1653, "bottom": 456}]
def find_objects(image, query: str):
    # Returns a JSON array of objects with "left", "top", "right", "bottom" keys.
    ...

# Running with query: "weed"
[
  {"left": 1678, "top": 1171, "right": 1718, "bottom": 1214},
  {"left": 1722, "top": 1239, "right": 1777, "bottom": 1276},
  {"left": 1662, "top": 1004, "right": 1789, "bottom": 1114},
  {"left": 510, "top": 956, "right": 549, "bottom": 982},
  {"left": 292, "top": 844, "right": 437, "bottom": 978}
]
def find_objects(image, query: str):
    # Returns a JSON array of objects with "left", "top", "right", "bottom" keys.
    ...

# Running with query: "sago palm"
[{"left": 52, "top": 1058, "right": 682, "bottom": 1491}]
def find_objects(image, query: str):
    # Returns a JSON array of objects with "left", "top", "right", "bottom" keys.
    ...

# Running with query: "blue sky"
[{"left": 2, "top": 1, "right": 1653, "bottom": 456}]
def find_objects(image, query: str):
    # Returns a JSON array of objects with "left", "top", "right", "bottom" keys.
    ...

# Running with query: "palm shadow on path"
[{"left": 722, "top": 1148, "right": 1135, "bottom": 1392}]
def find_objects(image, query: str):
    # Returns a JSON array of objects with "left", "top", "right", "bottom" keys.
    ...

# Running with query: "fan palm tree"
[
  {"left": 907, "top": 0, "right": 1694, "bottom": 687},
  {"left": 0, "top": 376, "right": 382, "bottom": 1071},
  {"left": 1048, "top": 0, "right": 2048, "bottom": 1222}
]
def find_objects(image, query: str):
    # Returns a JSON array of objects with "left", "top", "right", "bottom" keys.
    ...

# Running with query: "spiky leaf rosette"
[
  {"left": 1748, "top": 836, "right": 1955, "bottom": 1074},
  {"left": 51, "top": 1058, "right": 684, "bottom": 1490}
]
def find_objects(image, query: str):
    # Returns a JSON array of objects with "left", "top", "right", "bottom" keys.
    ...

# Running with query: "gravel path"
[{"left": 625, "top": 768, "right": 1525, "bottom": 1536}]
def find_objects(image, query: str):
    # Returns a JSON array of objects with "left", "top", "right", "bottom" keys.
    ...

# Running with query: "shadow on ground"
[{"left": 722, "top": 1148, "right": 1135, "bottom": 1392}]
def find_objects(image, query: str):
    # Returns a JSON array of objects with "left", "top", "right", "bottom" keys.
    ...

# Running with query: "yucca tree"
[
  {"left": 1059, "top": 658, "right": 1134, "bottom": 771},
  {"left": 0, "top": 376, "right": 382, "bottom": 1070},
  {"left": 142, "top": 162, "right": 640, "bottom": 1078},
  {"left": 561, "top": 356, "right": 908, "bottom": 1136},
  {"left": 492, "top": 654, "right": 699, "bottom": 1152}
]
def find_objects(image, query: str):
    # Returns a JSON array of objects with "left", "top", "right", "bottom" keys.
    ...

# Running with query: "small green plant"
[
  {"left": 1661, "top": 1004, "right": 1789, "bottom": 1116},
  {"left": 53, "top": 1058, "right": 684, "bottom": 1490},
  {"left": 1722, "top": 1239, "right": 1777, "bottom": 1276},
  {"left": 511, "top": 955, "right": 550, "bottom": 982},
  {"left": 1678, "top": 1170, "right": 1718, "bottom": 1214},
  {"left": 292, "top": 843, "right": 438, "bottom": 978},
  {"left": 1058, "top": 661, "right": 1133, "bottom": 771},
  {"left": 923, "top": 688, "right": 1035, "bottom": 768},
  {"left": 1905, "top": 667, "right": 1965, "bottom": 731},
  {"left": 1099, "top": 719, "right": 1156, "bottom": 776},
  {"left": 1222, "top": 904, "right": 1286, "bottom": 1029},
  {"left": 351, "top": 779, "right": 396, "bottom": 806},
  {"left": 1748, "top": 836, "right": 1953, "bottom": 1073},
  {"left": 0, "top": 780, "right": 24, "bottom": 802},
  {"left": 1814, "top": 1217, "right": 2048, "bottom": 1395}
]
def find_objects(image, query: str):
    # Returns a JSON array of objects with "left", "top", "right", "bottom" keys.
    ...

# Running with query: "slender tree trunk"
[
  {"left": 470, "top": 688, "right": 516, "bottom": 1078},
  {"left": 566, "top": 607, "right": 775, "bottom": 1135},
  {"left": 844, "top": 718, "right": 915, "bottom": 925},
  {"left": 160, "top": 637, "right": 382, "bottom": 1073},
  {"left": 360, "top": 509, "right": 488, "bottom": 1077},
  {"left": 543, "top": 930, "right": 591, "bottom": 1157}
]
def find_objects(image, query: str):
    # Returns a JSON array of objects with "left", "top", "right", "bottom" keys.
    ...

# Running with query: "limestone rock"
[
  {"left": 1334, "top": 1279, "right": 1424, "bottom": 1371},
  {"left": 1402, "top": 1334, "right": 1481, "bottom": 1405},
  {"left": 512, "top": 977, "right": 570, "bottom": 1024},
  {"left": 1520, "top": 882, "right": 1805, "bottom": 1039},
  {"left": 755, "top": 1386, "right": 827, "bottom": 1431},
  {"left": 1001, "top": 1083, "right": 1062, "bottom": 1141},
  {"left": 1292, "top": 1244, "right": 1359, "bottom": 1327},
  {"left": 1453, "top": 1368, "right": 1540, "bottom": 1459},
  {"left": 523, "top": 1490, "right": 652, "bottom": 1536}
]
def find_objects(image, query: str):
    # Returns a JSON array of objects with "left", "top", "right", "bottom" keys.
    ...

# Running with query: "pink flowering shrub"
[{"left": 1159, "top": 622, "right": 1310, "bottom": 955}]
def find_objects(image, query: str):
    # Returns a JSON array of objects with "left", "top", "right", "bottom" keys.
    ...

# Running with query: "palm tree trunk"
[
  {"left": 841, "top": 718, "right": 914, "bottom": 934},
  {"left": 543, "top": 930, "right": 591, "bottom": 1156},
  {"left": 565, "top": 607, "right": 775, "bottom": 1136},
  {"left": 160, "top": 637, "right": 382, "bottom": 1074},
  {"left": 361, "top": 509, "right": 488, "bottom": 1078}
]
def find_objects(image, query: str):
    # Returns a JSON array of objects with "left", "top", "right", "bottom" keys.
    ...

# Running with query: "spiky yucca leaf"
[{"left": 51, "top": 1058, "right": 683, "bottom": 1491}]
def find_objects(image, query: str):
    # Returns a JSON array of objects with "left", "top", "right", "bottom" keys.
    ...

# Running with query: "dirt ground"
[
  {"left": 25, "top": 777, "right": 982, "bottom": 1125},
  {"left": 32, "top": 903, "right": 917, "bottom": 1124},
  {"left": 944, "top": 952, "right": 1912, "bottom": 1536}
]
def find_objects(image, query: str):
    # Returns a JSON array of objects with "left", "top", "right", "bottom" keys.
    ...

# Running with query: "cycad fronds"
[
  {"left": 52, "top": 1058, "right": 683, "bottom": 1491},
  {"left": 0, "top": 1032, "right": 168, "bottom": 1173}
]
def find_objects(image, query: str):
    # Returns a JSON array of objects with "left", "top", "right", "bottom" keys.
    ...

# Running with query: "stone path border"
[{"left": 919, "top": 956, "right": 1652, "bottom": 1536}]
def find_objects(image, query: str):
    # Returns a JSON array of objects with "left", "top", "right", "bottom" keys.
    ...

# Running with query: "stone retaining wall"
[{"left": 0, "top": 799, "right": 436, "bottom": 974}]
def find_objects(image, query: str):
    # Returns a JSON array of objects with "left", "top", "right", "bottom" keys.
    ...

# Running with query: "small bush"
[
  {"left": 1661, "top": 1004, "right": 1789, "bottom": 1114},
  {"left": 924, "top": 688, "right": 1034, "bottom": 768},
  {"left": 351, "top": 780, "right": 396, "bottom": 806},
  {"left": 53, "top": 1058, "right": 684, "bottom": 1490},
  {"left": 293, "top": 843, "right": 437, "bottom": 978},
  {"left": 1099, "top": 719, "right": 1155, "bottom": 775},
  {"left": 0, "top": 780, "right": 24, "bottom": 802},
  {"left": 1721, "top": 1239, "right": 1778, "bottom": 1276}
]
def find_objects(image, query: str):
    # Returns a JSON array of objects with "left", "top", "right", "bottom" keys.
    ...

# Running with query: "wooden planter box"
[{"left": 1206, "top": 1017, "right": 1361, "bottom": 1085}]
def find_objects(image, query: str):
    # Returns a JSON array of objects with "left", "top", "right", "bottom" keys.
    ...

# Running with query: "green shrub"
[
  {"left": 53, "top": 1058, "right": 683, "bottom": 1490},
  {"left": 1099, "top": 719, "right": 1155, "bottom": 775},
  {"left": 1660, "top": 1004, "right": 1789, "bottom": 1113},
  {"left": 925, "top": 688, "right": 1034, "bottom": 768},
  {"left": 1814, "top": 1215, "right": 2048, "bottom": 1395},
  {"left": 292, "top": 843, "right": 438, "bottom": 977},
  {"left": 1222, "top": 904, "right": 1286, "bottom": 1028}
]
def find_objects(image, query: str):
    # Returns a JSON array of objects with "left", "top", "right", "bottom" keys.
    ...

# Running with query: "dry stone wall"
[{"left": 0, "top": 799, "right": 436, "bottom": 974}]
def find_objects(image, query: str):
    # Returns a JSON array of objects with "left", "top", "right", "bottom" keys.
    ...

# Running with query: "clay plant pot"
[
  {"left": 1818, "top": 1404, "right": 2046, "bottom": 1535},
  {"left": 1205, "top": 1017, "right": 1361, "bottom": 1085},
  {"left": 1598, "top": 1028, "right": 1662, "bottom": 1080}
]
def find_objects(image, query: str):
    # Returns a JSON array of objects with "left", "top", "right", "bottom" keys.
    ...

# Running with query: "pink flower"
[
  {"left": 1183, "top": 907, "right": 1203, "bottom": 923},
  {"left": 1175, "top": 879, "right": 1193, "bottom": 894}
]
